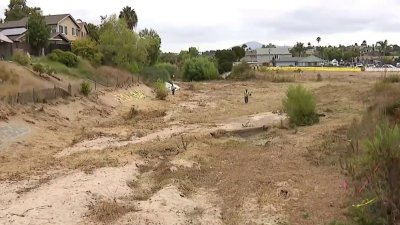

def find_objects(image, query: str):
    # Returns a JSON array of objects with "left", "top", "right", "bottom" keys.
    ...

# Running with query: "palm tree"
[
  {"left": 316, "top": 37, "right": 321, "bottom": 45},
  {"left": 307, "top": 42, "right": 311, "bottom": 48},
  {"left": 119, "top": 6, "right": 138, "bottom": 30},
  {"left": 241, "top": 44, "right": 247, "bottom": 49},
  {"left": 376, "top": 40, "right": 389, "bottom": 56}
]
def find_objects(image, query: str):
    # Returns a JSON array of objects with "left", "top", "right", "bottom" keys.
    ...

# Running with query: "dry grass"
[
  {"left": 62, "top": 153, "right": 119, "bottom": 174},
  {"left": 88, "top": 198, "right": 136, "bottom": 224}
]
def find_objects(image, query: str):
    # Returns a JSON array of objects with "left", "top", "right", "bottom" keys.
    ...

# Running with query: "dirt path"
[{"left": 0, "top": 164, "right": 139, "bottom": 225}]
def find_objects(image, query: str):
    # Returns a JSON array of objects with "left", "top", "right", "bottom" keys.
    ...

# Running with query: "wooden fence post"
[
  {"left": 17, "top": 92, "right": 20, "bottom": 104},
  {"left": 54, "top": 85, "right": 57, "bottom": 98},
  {"left": 116, "top": 77, "right": 119, "bottom": 88},
  {"left": 95, "top": 80, "right": 97, "bottom": 90},
  {"left": 32, "top": 88, "right": 35, "bottom": 104},
  {"left": 68, "top": 84, "right": 72, "bottom": 96},
  {"left": 106, "top": 78, "right": 109, "bottom": 87}
]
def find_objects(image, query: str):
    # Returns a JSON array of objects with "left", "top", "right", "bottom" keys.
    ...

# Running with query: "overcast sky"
[{"left": 1, "top": 0, "right": 400, "bottom": 52}]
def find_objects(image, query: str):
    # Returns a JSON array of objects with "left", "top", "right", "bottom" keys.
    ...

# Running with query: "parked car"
[
  {"left": 383, "top": 64, "right": 396, "bottom": 68},
  {"left": 330, "top": 59, "right": 339, "bottom": 67},
  {"left": 356, "top": 63, "right": 364, "bottom": 68},
  {"left": 396, "top": 63, "right": 400, "bottom": 68},
  {"left": 367, "top": 64, "right": 376, "bottom": 68}
]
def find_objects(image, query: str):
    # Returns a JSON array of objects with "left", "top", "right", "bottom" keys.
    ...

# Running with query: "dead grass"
[
  {"left": 261, "top": 73, "right": 295, "bottom": 83},
  {"left": 88, "top": 198, "right": 136, "bottom": 224},
  {"left": 62, "top": 153, "right": 119, "bottom": 174}
]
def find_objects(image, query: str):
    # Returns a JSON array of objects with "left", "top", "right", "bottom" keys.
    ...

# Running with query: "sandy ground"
[{"left": 0, "top": 71, "right": 380, "bottom": 225}]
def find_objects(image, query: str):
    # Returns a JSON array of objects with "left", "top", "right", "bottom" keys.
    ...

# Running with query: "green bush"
[
  {"left": 44, "top": 65, "right": 56, "bottom": 75},
  {"left": 141, "top": 66, "right": 170, "bottom": 83},
  {"left": 154, "top": 79, "right": 168, "bottom": 100},
  {"left": 282, "top": 85, "right": 319, "bottom": 126},
  {"left": 72, "top": 38, "right": 103, "bottom": 65},
  {"left": 228, "top": 62, "right": 255, "bottom": 80},
  {"left": 80, "top": 81, "right": 91, "bottom": 96},
  {"left": 32, "top": 63, "right": 45, "bottom": 75},
  {"left": 48, "top": 50, "right": 79, "bottom": 67},
  {"left": 183, "top": 57, "right": 218, "bottom": 81},
  {"left": 12, "top": 50, "right": 30, "bottom": 66},
  {"left": 155, "top": 63, "right": 178, "bottom": 77}
]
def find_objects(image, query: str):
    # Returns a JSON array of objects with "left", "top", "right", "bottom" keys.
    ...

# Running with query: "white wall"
[{"left": 365, "top": 68, "right": 400, "bottom": 72}]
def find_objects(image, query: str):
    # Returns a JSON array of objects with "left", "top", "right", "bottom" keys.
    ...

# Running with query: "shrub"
[
  {"left": 154, "top": 79, "right": 168, "bottom": 100},
  {"left": 72, "top": 38, "right": 103, "bottom": 65},
  {"left": 282, "top": 85, "right": 319, "bottom": 126},
  {"left": 80, "top": 81, "right": 91, "bottom": 96},
  {"left": 269, "top": 75, "right": 294, "bottom": 83},
  {"left": 12, "top": 50, "right": 30, "bottom": 66},
  {"left": 228, "top": 62, "right": 256, "bottom": 80},
  {"left": 33, "top": 63, "right": 45, "bottom": 75},
  {"left": 155, "top": 63, "right": 179, "bottom": 77},
  {"left": 183, "top": 57, "right": 218, "bottom": 81},
  {"left": 48, "top": 50, "right": 79, "bottom": 67},
  {"left": 45, "top": 65, "right": 56, "bottom": 75},
  {"left": 317, "top": 74, "right": 323, "bottom": 82},
  {"left": 141, "top": 66, "right": 170, "bottom": 83}
]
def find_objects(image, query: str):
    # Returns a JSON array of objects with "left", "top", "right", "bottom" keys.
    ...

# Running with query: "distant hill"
[{"left": 243, "top": 41, "right": 265, "bottom": 50}]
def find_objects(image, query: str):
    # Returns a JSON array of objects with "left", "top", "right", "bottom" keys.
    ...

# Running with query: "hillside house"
[
  {"left": 242, "top": 47, "right": 325, "bottom": 67},
  {"left": 243, "top": 47, "right": 292, "bottom": 64},
  {"left": 0, "top": 14, "right": 88, "bottom": 56}
]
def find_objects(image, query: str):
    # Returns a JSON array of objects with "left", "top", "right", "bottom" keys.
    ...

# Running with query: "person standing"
[
  {"left": 171, "top": 84, "right": 176, "bottom": 95},
  {"left": 244, "top": 89, "right": 251, "bottom": 104}
]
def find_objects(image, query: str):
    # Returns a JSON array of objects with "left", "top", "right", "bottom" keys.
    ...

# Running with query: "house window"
[
  {"left": 59, "top": 25, "right": 63, "bottom": 33},
  {"left": 72, "top": 28, "right": 75, "bottom": 36},
  {"left": 51, "top": 25, "right": 57, "bottom": 33},
  {"left": 64, "top": 26, "right": 68, "bottom": 35}
]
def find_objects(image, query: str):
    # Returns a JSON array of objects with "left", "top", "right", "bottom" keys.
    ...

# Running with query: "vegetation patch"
[
  {"left": 88, "top": 199, "right": 136, "bottom": 224},
  {"left": 183, "top": 57, "right": 218, "bottom": 81},
  {"left": 228, "top": 62, "right": 255, "bottom": 80},
  {"left": 154, "top": 79, "right": 168, "bottom": 100},
  {"left": 48, "top": 49, "right": 79, "bottom": 67},
  {"left": 282, "top": 85, "right": 319, "bottom": 126},
  {"left": 80, "top": 81, "right": 92, "bottom": 96},
  {"left": 12, "top": 50, "right": 30, "bottom": 66}
]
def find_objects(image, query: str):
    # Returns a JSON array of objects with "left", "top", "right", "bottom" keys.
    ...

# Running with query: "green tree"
[
  {"left": 27, "top": 12, "right": 50, "bottom": 55},
  {"left": 99, "top": 15, "right": 147, "bottom": 66},
  {"left": 0, "top": 18, "right": 3, "bottom": 23},
  {"left": 376, "top": 40, "right": 390, "bottom": 57},
  {"left": 139, "top": 28, "right": 161, "bottom": 65},
  {"left": 291, "top": 42, "right": 306, "bottom": 57},
  {"left": 232, "top": 46, "right": 245, "bottom": 61},
  {"left": 4, "top": 0, "right": 40, "bottom": 21},
  {"left": 215, "top": 49, "right": 236, "bottom": 74},
  {"left": 159, "top": 52, "right": 178, "bottom": 64},
  {"left": 86, "top": 23, "right": 100, "bottom": 42},
  {"left": 265, "top": 43, "right": 276, "bottom": 48},
  {"left": 183, "top": 57, "right": 218, "bottom": 81},
  {"left": 119, "top": 6, "right": 138, "bottom": 30},
  {"left": 188, "top": 47, "right": 199, "bottom": 58},
  {"left": 178, "top": 50, "right": 190, "bottom": 67},
  {"left": 72, "top": 38, "right": 103, "bottom": 64}
]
